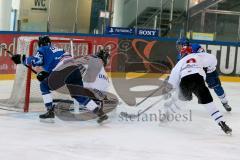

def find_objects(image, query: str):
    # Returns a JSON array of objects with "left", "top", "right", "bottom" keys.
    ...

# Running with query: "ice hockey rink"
[{"left": 0, "top": 80, "right": 239, "bottom": 160}]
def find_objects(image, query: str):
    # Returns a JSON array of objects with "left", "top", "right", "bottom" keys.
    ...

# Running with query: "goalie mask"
[
  {"left": 96, "top": 49, "right": 110, "bottom": 67},
  {"left": 38, "top": 35, "right": 51, "bottom": 47}
]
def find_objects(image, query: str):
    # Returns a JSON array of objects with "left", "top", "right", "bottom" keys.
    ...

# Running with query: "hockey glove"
[
  {"left": 37, "top": 71, "right": 49, "bottom": 81},
  {"left": 162, "top": 84, "right": 173, "bottom": 100},
  {"left": 11, "top": 54, "right": 25, "bottom": 64}
]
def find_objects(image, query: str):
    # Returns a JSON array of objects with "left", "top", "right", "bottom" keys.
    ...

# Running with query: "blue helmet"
[
  {"left": 191, "top": 43, "right": 204, "bottom": 53},
  {"left": 176, "top": 37, "right": 190, "bottom": 46}
]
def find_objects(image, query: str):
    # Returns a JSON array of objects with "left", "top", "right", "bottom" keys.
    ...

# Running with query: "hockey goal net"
[{"left": 0, "top": 36, "right": 93, "bottom": 112}]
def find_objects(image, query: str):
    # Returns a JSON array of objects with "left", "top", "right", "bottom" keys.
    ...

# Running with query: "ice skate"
[
  {"left": 39, "top": 108, "right": 55, "bottom": 123},
  {"left": 218, "top": 121, "right": 232, "bottom": 135},
  {"left": 93, "top": 102, "right": 108, "bottom": 123},
  {"left": 222, "top": 103, "right": 232, "bottom": 112}
]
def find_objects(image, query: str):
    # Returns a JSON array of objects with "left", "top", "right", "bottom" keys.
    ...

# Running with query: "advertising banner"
[
  {"left": 106, "top": 27, "right": 159, "bottom": 37},
  {"left": 136, "top": 29, "right": 159, "bottom": 37},
  {"left": 0, "top": 32, "right": 118, "bottom": 74},
  {"left": 196, "top": 43, "right": 240, "bottom": 76},
  {"left": 115, "top": 38, "right": 176, "bottom": 73},
  {"left": 0, "top": 34, "right": 18, "bottom": 74},
  {"left": 0, "top": 32, "right": 240, "bottom": 77},
  {"left": 116, "top": 38, "right": 240, "bottom": 76},
  {"left": 106, "top": 27, "right": 134, "bottom": 35}
]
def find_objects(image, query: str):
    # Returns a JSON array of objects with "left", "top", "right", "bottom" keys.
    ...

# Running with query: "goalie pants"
[
  {"left": 40, "top": 66, "right": 90, "bottom": 109},
  {"left": 179, "top": 73, "right": 213, "bottom": 104}
]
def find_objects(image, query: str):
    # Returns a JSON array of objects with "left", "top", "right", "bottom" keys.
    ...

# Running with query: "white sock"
[
  {"left": 163, "top": 97, "right": 181, "bottom": 114},
  {"left": 202, "top": 102, "right": 224, "bottom": 123},
  {"left": 85, "top": 100, "right": 98, "bottom": 111},
  {"left": 219, "top": 93, "right": 228, "bottom": 104},
  {"left": 42, "top": 94, "right": 53, "bottom": 104}
]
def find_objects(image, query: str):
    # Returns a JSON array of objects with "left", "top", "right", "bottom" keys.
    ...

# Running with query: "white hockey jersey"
[
  {"left": 192, "top": 52, "right": 217, "bottom": 73},
  {"left": 168, "top": 53, "right": 217, "bottom": 89},
  {"left": 52, "top": 55, "right": 109, "bottom": 92},
  {"left": 75, "top": 55, "right": 110, "bottom": 92}
]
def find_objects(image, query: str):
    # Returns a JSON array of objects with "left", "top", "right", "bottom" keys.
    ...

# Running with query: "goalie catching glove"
[
  {"left": 11, "top": 54, "right": 26, "bottom": 64},
  {"left": 37, "top": 71, "right": 49, "bottom": 81}
]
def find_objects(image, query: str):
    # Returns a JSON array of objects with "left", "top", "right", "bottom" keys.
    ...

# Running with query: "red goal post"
[{"left": 0, "top": 36, "right": 93, "bottom": 112}]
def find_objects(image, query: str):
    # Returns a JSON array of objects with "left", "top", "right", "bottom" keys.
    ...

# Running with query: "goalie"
[{"left": 11, "top": 35, "right": 111, "bottom": 123}]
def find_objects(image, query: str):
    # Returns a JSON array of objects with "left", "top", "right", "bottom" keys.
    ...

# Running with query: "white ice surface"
[{"left": 0, "top": 80, "right": 239, "bottom": 160}]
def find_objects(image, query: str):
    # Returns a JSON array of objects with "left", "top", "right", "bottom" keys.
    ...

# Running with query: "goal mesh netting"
[{"left": 0, "top": 36, "right": 93, "bottom": 112}]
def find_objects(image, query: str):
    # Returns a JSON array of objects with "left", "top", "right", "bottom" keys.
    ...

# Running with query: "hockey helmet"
[
  {"left": 191, "top": 43, "right": 205, "bottom": 53},
  {"left": 38, "top": 35, "right": 51, "bottom": 47},
  {"left": 180, "top": 46, "right": 192, "bottom": 59},
  {"left": 176, "top": 37, "right": 190, "bottom": 52},
  {"left": 96, "top": 49, "right": 110, "bottom": 67}
]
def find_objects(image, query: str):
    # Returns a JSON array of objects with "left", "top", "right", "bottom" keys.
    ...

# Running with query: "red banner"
[{"left": 0, "top": 33, "right": 119, "bottom": 74}]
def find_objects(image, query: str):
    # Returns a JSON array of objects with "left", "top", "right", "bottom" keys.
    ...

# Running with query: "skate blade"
[
  {"left": 223, "top": 105, "right": 232, "bottom": 112},
  {"left": 226, "top": 108, "right": 232, "bottom": 112},
  {"left": 97, "top": 116, "right": 109, "bottom": 124},
  {"left": 39, "top": 118, "right": 55, "bottom": 123},
  {"left": 226, "top": 131, "right": 232, "bottom": 136},
  {"left": 97, "top": 119, "right": 110, "bottom": 125}
]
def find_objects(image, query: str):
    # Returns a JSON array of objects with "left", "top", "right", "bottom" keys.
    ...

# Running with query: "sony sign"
[{"left": 137, "top": 29, "right": 159, "bottom": 37}]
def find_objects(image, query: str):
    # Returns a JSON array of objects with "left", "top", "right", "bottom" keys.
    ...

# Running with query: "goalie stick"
[
  {"left": 54, "top": 92, "right": 119, "bottom": 121},
  {"left": 0, "top": 44, "right": 37, "bottom": 74}
]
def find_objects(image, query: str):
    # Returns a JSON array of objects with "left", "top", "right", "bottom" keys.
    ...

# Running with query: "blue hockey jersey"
[{"left": 24, "top": 46, "right": 70, "bottom": 72}]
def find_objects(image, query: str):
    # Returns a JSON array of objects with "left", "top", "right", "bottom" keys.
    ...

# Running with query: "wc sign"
[
  {"left": 31, "top": 0, "right": 47, "bottom": 11},
  {"left": 137, "top": 29, "right": 159, "bottom": 37}
]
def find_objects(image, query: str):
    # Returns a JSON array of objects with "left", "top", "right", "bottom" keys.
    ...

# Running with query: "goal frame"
[{"left": 23, "top": 39, "right": 93, "bottom": 112}]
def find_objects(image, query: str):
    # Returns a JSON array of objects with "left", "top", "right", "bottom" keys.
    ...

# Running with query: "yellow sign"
[{"left": 187, "top": 32, "right": 215, "bottom": 41}]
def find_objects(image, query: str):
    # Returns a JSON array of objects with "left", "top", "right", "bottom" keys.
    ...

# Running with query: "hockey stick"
[
  {"left": 135, "top": 76, "right": 169, "bottom": 107},
  {"left": 136, "top": 86, "right": 162, "bottom": 107},
  {"left": 0, "top": 44, "right": 37, "bottom": 74},
  {"left": 119, "top": 76, "right": 170, "bottom": 119}
]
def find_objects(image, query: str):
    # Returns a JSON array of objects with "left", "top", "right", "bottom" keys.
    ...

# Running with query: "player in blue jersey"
[
  {"left": 176, "top": 38, "right": 231, "bottom": 112},
  {"left": 11, "top": 36, "right": 108, "bottom": 122},
  {"left": 191, "top": 43, "right": 231, "bottom": 111}
]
